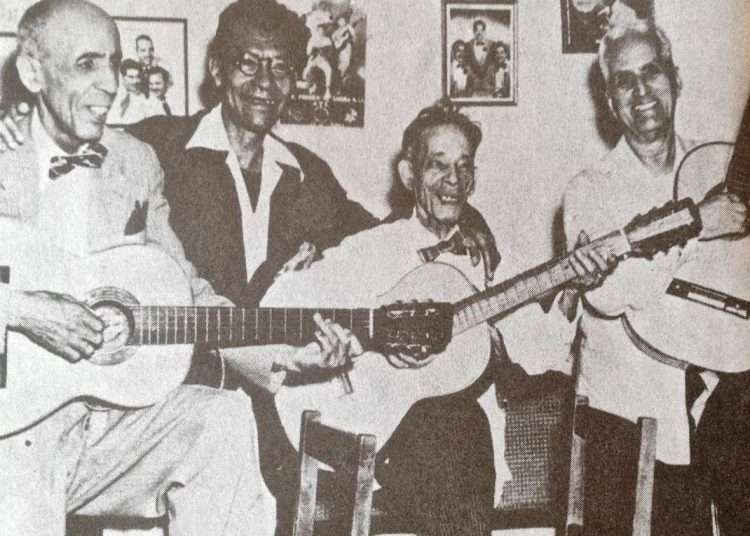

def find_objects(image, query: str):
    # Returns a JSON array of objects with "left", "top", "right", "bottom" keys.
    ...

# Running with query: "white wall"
[{"left": 2, "top": 0, "right": 749, "bottom": 267}]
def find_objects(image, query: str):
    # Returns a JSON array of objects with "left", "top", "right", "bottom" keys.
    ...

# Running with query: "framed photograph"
[
  {"left": 280, "top": 0, "right": 367, "bottom": 128},
  {"left": 443, "top": 1, "right": 518, "bottom": 106},
  {"left": 561, "top": 0, "right": 655, "bottom": 54},
  {"left": 110, "top": 17, "right": 188, "bottom": 124}
]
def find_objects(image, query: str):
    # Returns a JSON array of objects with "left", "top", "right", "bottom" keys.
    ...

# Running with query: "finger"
[
  {"left": 314, "top": 330, "right": 335, "bottom": 366},
  {"left": 328, "top": 323, "right": 351, "bottom": 367},
  {"left": 571, "top": 250, "right": 598, "bottom": 277},
  {"left": 476, "top": 238, "right": 494, "bottom": 281},
  {"left": 727, "top": 193, "right": 742, "bottom": 203},
  {"left": 0, "top": 118, "right": 19, "bottom": 150},
  {"left": 467, "top": 243, "right": 481, "bottom": 268},
  {"left": 79, "top": 308, "right": 105, "bottom": 333},
  {"left": 576, "top": 230, "right": 591, "bottom": 247},
  {"left": 313, "top": 313, "right": 337, "bottom": 342},
  {"left": 588, "top": 247, "right": 611, "bottom": 272},
  {"left": 14, "top": 101, "right": 31, "bottom": 118}
]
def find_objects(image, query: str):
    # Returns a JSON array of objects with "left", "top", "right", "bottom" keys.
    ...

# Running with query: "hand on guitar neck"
[
  {"left": 6, "top": 289, "right": 104, "bottom": 363},
  {"left": 697, "top": 191, "right": 747, "bottom": 241}
]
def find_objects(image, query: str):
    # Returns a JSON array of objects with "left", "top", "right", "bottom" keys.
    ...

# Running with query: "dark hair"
[
  {"left": 401, "top": 100, "right": 482, "bottom": 165},
  {"left": 473, "top": 19, "right": 486, "bottom": 32},
  {"left": 201, "top": 0, "right": 308, "bottom": 108},
  {"left": 148, "top": 65, "right": 170, "bottom": 85},
  {"left": 451, "top": 39, "right": 466, "bottom": 60},
  {"left": 135, "top": 34, "right": 152, "bottom": 45},
  {"left": 119, "top": 58, "right": 140, "bottom": 76}
]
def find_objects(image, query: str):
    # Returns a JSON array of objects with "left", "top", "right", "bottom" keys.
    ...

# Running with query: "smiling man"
[{"left": 563, "top": 20, "right": 748, "bottom": 535}]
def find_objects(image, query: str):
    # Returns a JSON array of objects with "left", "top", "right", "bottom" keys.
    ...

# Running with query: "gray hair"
[{"left": 598, "top": 19, "right": 675, "bottom": 87}]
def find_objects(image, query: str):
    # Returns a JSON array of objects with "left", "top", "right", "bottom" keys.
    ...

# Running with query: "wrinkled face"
[
  {"left": 25, "top": 8, "right": 121, "bottom": 150},
  {"left": 412, "top": 124, "right": 476, "bottom": 230},
  {"left": 148, "top": 72, "right": 167, "bottom": 97},
  {"left": 136, "top": 37, "right": 154, "bottom": 66},
  {"left": 213, "top": 27, "right": 294, "bottom": 135},
  {"left": 607, "top": 35, "right": 677, "bottom": 145},
  {"left": 122, "top": 68, "right": 140, "bottom": 94}
]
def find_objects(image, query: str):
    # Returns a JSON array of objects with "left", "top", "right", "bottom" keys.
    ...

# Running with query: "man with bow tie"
[
  {"left": 466, "top": 19, "right": 497, "bottom": 97},
  {"left": 0, "top": 1, "right": 365, "bottom": 534},
  {"left": 263, "top": 102, "right": 611, "bottom": 535}
]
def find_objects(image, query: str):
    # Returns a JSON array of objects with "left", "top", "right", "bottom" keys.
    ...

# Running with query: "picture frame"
[
  {"left": 443, "top": 0, "right": 518, "bottom": 106},
  {"left": 280, "top": 0, "right": 367, "bottom": 128},
  {"left": 110, "top": 16, "right": 188, "bottom": 124},
  {"left": 560, "top": 0, "right": 655, "bottom": 54}
]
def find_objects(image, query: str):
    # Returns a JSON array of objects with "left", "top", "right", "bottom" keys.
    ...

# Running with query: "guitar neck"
[
  {"left": 129, "top": 306, "right": 375, "bottom": 347},
  {"left": 453, "top": 230, "right": 625, "bottom": 333}
]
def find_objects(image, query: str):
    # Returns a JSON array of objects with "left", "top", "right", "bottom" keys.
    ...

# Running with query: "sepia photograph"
[
  {"left": 280, "top": 0, "right": 366, "bottom": 127},
  {"left": 0, "top": 0, "right": 748, "bottom": 535},
  {"left": 444, "top": 0, "right": 517, "bottom": 105},
  {"left": 108, "top": 16, "right": 188, "bottom": 124},
  {"left": 560, "top": 0, "right": 655, "bottom": 53}
]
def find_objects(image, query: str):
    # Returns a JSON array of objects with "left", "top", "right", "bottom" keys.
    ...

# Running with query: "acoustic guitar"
[
  {"left": 275, "top": 199, "right": 701, "bottom": 448},
  {"left": 624, "top": 97, "right": 750, "bottom": 372},
  {"left": 0, "top": 218, "right": 452, "bottom": 438}
]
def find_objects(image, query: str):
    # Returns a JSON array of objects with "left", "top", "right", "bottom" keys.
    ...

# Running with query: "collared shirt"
[
  {"left": 563, "top": 134, "right": 716, "bottom": 464},
  {"left": 186, "top": 104, "right": 305, "bottom": 281},
  {"left": 263, "top": 212, "right": 574, "bottom": 505},
  {"left": 107, "top": 89, "right": 162, "bottom": 125}
]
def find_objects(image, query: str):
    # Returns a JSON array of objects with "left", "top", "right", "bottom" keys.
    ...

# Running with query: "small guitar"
[
  {"left": 275, "top": 199, "right": 702, "bottom": 448},
  {"left": 0, "top": 219, "right": 452, "bottom": 438},
  {"left": 624, "top": 97, "right": 750, "bottom": 372}
]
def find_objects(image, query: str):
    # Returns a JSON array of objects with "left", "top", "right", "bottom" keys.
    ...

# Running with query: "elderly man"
[
  {"left": 264, "top": 102, "right": 610, "bottom": 535},
  {"left": 563, "top": 20, "right": 748, "bottom": 535},
  {"left": 0, "top": 1, "right": 360, "bottom": 534}
]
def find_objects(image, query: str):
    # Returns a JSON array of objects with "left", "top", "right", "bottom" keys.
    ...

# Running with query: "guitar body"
[
  {"left": 0, "top": 220, "right": 193, "bottom": 437},
  {"left": 275, "top": 262, "right": 492, "bottom": 449},
  {"left": 625, "top": 144, "right": 750, "bottom": 372}
]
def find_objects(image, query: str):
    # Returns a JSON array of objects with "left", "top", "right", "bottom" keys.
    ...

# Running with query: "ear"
[
  {"left": 208, "top": 57, "right": 222, "bottom": 88},
  {"left": 606, "top": 93, "right": 617, "bottom": 118},
  {"left": 397, "top": 159, "right": 416, "bottom": 190},
  {"left": 16, "top": 53, "right": 43, "bottom": 94},
  {"left": 673, "top": 67, "right": 682, "bottom": 98}
]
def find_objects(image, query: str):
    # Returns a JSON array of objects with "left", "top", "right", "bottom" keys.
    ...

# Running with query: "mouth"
[
  {"left": 247, "top": 96, "right": 278, "bottom": 107},
  {"left": 438, "top": 193, "right": 462, "bottom": 205},
  {"left": 634, "top": 100, "right": 658, "bottom": 113}
]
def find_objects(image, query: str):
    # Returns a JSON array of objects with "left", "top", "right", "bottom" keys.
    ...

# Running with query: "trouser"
[
  {"left": 584, "top": 369, "right": 750, "bottom": 536},
  {"left": 251, "top": 361, "right": 498, "bottom": 536},
  {"left": 0, "top": 385, "right": 276, "bottom": 536}
]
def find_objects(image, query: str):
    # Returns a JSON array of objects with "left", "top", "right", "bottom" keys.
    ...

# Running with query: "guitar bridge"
[{"left": 667, "top": 278, "right": 750, "bottom": 320}]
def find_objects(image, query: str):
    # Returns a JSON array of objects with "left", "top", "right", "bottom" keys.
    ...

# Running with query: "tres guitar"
[
  {"left": 0, "top": 219, "right": 452, "bottom": 438},
  {"left": 624, "top": 97, "right": 750, "bottom": 372},
  {"left": 275, "top": 199, "right": 701, "bottom": 448}
]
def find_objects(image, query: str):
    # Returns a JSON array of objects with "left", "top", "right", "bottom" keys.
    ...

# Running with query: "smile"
[
  {"left": 635, "top": 101, "right": 657, "bottom": 112},
  {"left": 438, "top": 194, "right": 460, "bottom": 204},
  {"left": 248, "top": 96, "right": 277, "bottom": 106}
]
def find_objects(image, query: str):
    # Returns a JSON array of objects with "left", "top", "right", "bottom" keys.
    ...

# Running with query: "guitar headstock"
[
  {"left": 624, "top": 198, "right": 703, "bottom": 258},
  {"left": 373, "top": 301, "right": 453, "bottom": 360}
]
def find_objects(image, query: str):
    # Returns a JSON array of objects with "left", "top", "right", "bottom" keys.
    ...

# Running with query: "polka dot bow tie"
[
  {"left": 49, "top": 142, "right": 108, "bottom": 180},
  {"left": 417, "top": 230, "right": 468, "bottom": 263}
]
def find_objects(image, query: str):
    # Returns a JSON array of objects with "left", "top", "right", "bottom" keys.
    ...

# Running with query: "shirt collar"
[
  {"left": 612, "top": 133, "right": 687, "bottom": 178},
  {"left": 406, "top": 210, "right": 460, "bottom": 249},
  {"left": 187, "top": 104, "right": 305, "bottom": 180}
]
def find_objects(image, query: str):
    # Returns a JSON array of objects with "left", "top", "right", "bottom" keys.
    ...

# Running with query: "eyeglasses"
[
  {"left": 425, "top": 158, "right": 476, "bottom": 181},
  {"left": 610, "top": 61, "right": 669, "bottom": 94},
  {"left": 234, "top": 52, "right": 293, "bottom": 81}
]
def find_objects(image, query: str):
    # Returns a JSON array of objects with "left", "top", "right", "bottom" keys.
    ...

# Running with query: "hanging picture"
[
  {"left": 109, "top": 16, "right": 188, "bottom": 125},
  {"left": 443, "top": 1, "right": 518, "bottom": 106},
  {"left": 561, "top": 0, "right": 655, "bottom": 54},
  {"left": 280, "top": 0, "right": 367, "bottom": 128}
]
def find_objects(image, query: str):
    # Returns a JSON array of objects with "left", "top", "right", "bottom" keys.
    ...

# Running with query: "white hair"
[{"left": 598, "top": 19, "right": 675, "bottom": 86}]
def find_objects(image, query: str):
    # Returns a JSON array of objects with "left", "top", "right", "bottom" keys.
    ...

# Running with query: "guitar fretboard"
[{"left": 129, "top": 307, "right": 374, "bottom": 347}]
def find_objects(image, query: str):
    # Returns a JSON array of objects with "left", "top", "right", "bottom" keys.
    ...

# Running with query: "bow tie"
[
  {"left": 418, "top": 230, "right": 468, "bottom": 263},
  {"left": 49, "top": 142, "right": 108, "bottom": 180}
]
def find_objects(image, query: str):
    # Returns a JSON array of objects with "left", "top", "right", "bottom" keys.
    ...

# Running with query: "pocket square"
[{"left": 124, "top": 200, "right": 149, "bottom": 236}]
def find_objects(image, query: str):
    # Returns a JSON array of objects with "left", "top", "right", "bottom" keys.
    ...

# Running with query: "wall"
[{"left": 2, "top": 0, "right": 749, "bottom": 268}]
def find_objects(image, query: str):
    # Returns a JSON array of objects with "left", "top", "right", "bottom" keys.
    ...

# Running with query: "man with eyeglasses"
[{"left": 563, "top": 19, "right": 748, "bottom": 535}]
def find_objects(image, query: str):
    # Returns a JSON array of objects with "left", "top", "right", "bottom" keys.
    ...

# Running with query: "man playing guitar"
[{"left": 562, "top": 18, "right": 748, "bottom": 535}]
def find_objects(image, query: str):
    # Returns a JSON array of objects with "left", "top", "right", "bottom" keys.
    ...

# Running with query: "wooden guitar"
[
  {"left": 275, "top": 199, "right": 701, "bottom": 448},
  {"left": 624, "top": 97, "right": 750, "bottom": 372},
  {"left": 0, "top": 219, "right": 452, "bottom": 438}
]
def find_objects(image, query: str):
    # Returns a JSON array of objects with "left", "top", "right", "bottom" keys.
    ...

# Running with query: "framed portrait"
[
  {"left": 561, "top": 0, "right": 654, "bottom": 53},
  {"left": 280, "top": 0, "right": 367, "bottom": 128},
  {"left": 110, "top": 17, "right": 188, "bottom": 125},
  {"left": 443, "top": 1, "right": 518, "bottom": 106}
]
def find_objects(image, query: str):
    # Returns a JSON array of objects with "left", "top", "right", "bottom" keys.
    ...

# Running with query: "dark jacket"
[{"left": 128, "top": 111, "right": 378, "bottom": 307}]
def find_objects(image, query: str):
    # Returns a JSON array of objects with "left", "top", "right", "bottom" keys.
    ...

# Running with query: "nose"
[
  {"left": 443, "top": 165, "right": 460, "bottom": 186},
  {"left": 254, "top": 60, "right": 274, "bottom": 90},
  {"left": 98, "top": 64, "right": 119, "bottom": 96},
  {"left": 634, "top": 75, "right": 648, "bottom": 97}
]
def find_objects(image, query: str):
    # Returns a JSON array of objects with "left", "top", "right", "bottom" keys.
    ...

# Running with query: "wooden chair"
[{"left": 292, "top": 410, "right": 377, "bottom": 536}]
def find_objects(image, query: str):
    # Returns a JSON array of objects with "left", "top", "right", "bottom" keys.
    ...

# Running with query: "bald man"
[{"left": 0, "top": 1, "right": 359, "bottom": 534}]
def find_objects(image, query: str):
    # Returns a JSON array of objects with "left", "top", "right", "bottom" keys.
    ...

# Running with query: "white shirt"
[
  {"left": 186, "top": 105, "right": 306, "bottom": 281},
  {"left": 263, "top": 213, "right": 575, "bottom": 505},
  {"left": 563, "top": 135, "right": 715, "bottom": 464},
  {"left": 107, "top": 89, "right": 162, "bottom": 125}
]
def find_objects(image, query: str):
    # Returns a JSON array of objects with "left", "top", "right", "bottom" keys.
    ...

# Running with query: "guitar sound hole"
[{"left": 87, "top": 300, "right": 134, "bottom": 366}]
